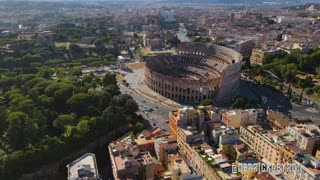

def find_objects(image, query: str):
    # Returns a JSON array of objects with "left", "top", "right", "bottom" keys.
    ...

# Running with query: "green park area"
[
  {"left": 0, "top": 21, "right": 146, "bottom": 179},
  {"left": 244, "top": 48, "right": 320, "bottom": 104}
]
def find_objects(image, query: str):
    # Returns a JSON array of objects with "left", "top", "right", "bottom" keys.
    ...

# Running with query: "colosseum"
[{"left": 144, "top": 42, "right": 242, "bottom": 105}]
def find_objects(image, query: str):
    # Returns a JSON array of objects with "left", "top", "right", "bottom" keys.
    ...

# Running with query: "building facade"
[
  {"left": 287, "top": 124, "right": 320, "bottom": 155},
  {"left": 240, "top": 125, "right": 320, "bottom": 180},
  {"left": 154, "top": 135, "right": 178, "bottom": 165}
]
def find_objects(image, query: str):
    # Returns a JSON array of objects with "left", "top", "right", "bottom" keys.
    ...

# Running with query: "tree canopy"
[{"left": 0, "top": 72, "right": 142, "bottom": 179}]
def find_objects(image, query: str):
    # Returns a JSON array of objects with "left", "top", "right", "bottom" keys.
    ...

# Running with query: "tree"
[
  {"left": 53, "top": 114, "right": 75, "bottom": 130},
  {"left": 21, "top": 54, "right": 44, "bottom": 66},
  {"left": 82, "top": 75, "right": 93, "bottom": 84},
  {"left": 135, "top": 122, "right": 145, "bottom": 133},
  {"left": 102, "top": 73, "right": 117, "bottom": 87},
  {"left": 284, "top": 54, "right": 298, "bottom": 64},
  {"left": 200, "top": 99, "right": 215, "bottom": 106},
  {"left": 77, "top": 120, "right": 89, "bottom": 134},
  {"left": 166, "top": 35, "right": 180, "bottom": 47},
  {"left": 102, "top": 54, "right": 114, "bottom": 61},
  {"left": 286, "top": 24, "right": 293, "bottom": 28},
  {"left": 102, "top": 106, "right": 124, "bottom": 135},
  {"left": 5, "top": 112, "right": 39, "bottom": 150},
  {"left": 67, "top": 93, "right": 91, "bottom": 113},
  {"left": 53, "top": 84, "right": 75, "bottom": 111},
  {"left": 287, "top": 83, "right": 291, "bottom": 95},
  {"left": 232, "top": 96, "right": 248, "bottom": 109},
  {"left": 299, "top": 89, "right": 304, "bottom": 103},
  {"left": 276, "top": 34, "right": 283, "bottom": 42},
  {"left": 281, "top": 64, "right": 298, "bottom": 82},
  {"left": 262, "top": 53, "right": 274, "bottom": 64},
  {"left": 68, "top": 44, "right": 85, "bottom": 59},
  {"left": 0, "top": 77, "right": 15, "bottom": 89},
  {"left": 125, "top": 98, "right": 139, "bottom": 114},
  {"left": 104, "top": 84, "right": 120, "bottom": 96},
  {"left": 305, "top": 88, "right": 313, "bottom": 95}
]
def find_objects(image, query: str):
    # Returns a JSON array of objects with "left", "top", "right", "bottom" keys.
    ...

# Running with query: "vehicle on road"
[
  {"left": 149, "top": 108, "right": 154, "bottom": 112},
  {"left": 162, "top": 127, "right": 166, "bottom": 131},
  {"left": 165, "top": 120, "right": 169, "bottom": 123},
  {"left": 142, "top": 100, "right": 145, "bottom": 103}
]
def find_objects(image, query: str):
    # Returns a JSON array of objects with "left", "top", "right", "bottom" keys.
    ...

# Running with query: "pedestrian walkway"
[{"left": 135, "top": 84, "right": 182, "bottom": 109}]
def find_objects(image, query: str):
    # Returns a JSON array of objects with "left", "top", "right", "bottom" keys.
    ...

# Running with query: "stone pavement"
[
  {"left": 135, "top": 83, "right": 183, "bottom": 109},
  {"left": 122, "top": 63, "right": 182, "bottom": 110}
]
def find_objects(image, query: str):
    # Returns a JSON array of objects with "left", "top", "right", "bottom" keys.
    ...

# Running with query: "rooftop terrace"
[{"left": 66, "top": 153, "right": 99, "bottom": 180}]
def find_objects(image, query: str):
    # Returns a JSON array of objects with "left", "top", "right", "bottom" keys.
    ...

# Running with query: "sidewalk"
[{"left": 135, "top": 84, "right": 183, "bottom": 110}]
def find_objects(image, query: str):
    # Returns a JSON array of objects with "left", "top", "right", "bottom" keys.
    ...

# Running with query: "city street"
[
  {"left": 242, "top": 79, "right": 320, "bottom": 120},
  {"left": 122, "top": 65, "right": 320, "bottom": 125},
  {"left": 177, "top": 23, "right": 191, "bottom": 42},
  {"left": 118, "top": 83, "right": 172, "bottom": 131}
]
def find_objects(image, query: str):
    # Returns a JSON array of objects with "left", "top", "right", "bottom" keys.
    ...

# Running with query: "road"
[
  {"left": 118, "top": 83, "right": 171, "bottom": 131},
  {"left": 129, "top": 47, "right": 137, "bottom": 61},
  {"left": 265, "top": 70, "right": 320, "bottom": 109},
  {"left": 177, "top": 23, "right": 191, "bottom": 42},
  {"left": 241, "top": 75, "right": 320, "bottom": 120}
]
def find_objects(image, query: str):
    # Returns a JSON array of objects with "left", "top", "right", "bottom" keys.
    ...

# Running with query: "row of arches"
[
  {"left": 151, "top": 86, "right": 215, "bottom": 104},
  {"left": 177, "top": 51, "right": 207, "bottom": 56},
  {"left": 145, "top": 75, "right": 218, "bottom": 95}
]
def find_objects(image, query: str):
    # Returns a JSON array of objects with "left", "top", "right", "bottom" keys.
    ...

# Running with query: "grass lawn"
[
  {"left": 116, "top": 73, "right": 124, "bottom": 81},
  {"left": 139, "top": 48, "right": 151, "bottom": 56},
  {"left": 296, "top": 73, "right": 316, "bottom": 80},
  {"left": 308, "top": 93, "right": 320, "bottom": 103},
  {"left": 127, "top": 63, "right": 145, "bottom": 70},
  {"left": 55, "top": 42, "right": 69, "bottom": 47},
  {"left": 253, "top": 75, "right": 262, "bottom": 82}
]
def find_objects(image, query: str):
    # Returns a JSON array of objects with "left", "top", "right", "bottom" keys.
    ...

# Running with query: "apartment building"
[
  {"left": 222, "top": 109, "right": 264, "bottom": 128},
  {"left": 240, "top": 125, "right": 320, "bottom": 180},
  {"left": 168, "top": 154, "right": 192, "bottom": 180},
  {"left": 108, "top": 133, "right": 156, "bottom": 179},
  {"left": 66, "top": 153, "right": 99, "bottom": 180},
  {"left": 169, "top": 106, "right": 221, "bottom": 138},
  {"left": 177, "top": 126, "right": 204, "bottom": 156},
  {"left": 287, "top": 124, "right": 320, "bottom": 155},
  {"left": 135, "top": 127, "right": 161, "bottom": 151},
  {"left": 154, "top": 135, "right": 178, "bottom": 165}
]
